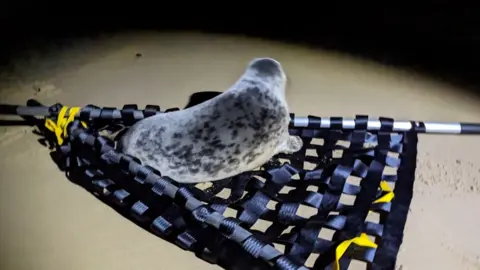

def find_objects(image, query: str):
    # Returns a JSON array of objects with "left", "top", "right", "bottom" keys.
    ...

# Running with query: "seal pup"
[{"left": 116, "top": 58, "right": 303, "bottom": 184}]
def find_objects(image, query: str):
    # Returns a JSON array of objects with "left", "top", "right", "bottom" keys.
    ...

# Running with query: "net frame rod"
[{"left": 2, "top": 103, "right": 480, "bottom": 135}]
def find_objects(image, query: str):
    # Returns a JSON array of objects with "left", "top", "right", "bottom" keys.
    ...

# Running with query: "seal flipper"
[{"left": 275, "top": 135, "right": 303, "bottom": 154}]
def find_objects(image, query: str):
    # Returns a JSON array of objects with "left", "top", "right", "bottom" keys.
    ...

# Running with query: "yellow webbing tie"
[
  {"left": 44, "top": 106, "right": 87, "bottom": 145},
  {"left": 368, "top": 181, "right": 395, "bottom": 214},
  {"left": 373, "top": 181, "right": 395, "bottom": 204},
  {"left": 334, "top": 233, "right": 378, "bottom": 270}
]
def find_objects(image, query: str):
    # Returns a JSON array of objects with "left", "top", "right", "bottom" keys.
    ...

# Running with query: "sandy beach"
[{"left": 1, "top": 31, "right": 480, "bottom": 270}]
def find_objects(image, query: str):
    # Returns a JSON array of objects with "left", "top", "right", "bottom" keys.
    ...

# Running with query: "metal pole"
[
  {"left": 290, "top": 116, "right": 480, "bottom": 134},
  {"left": 2, "top": 103, "right": 480, "bottom": 135}
]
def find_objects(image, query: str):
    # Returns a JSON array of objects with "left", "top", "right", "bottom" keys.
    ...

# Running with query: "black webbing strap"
[
  {"left": 121, "top": 104, "right": 140, "bottom": 125},
  {"left": 370, "top": 130, "right": 417, "bottom": 269},
  {"left": 309, "top": 115, "right": 373, "bottom": 269},
  {"left": 76, "top": 104, "right": 174, "bottom": 126}
]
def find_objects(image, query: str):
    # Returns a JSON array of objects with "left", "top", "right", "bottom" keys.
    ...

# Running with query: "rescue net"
[{"left": 1, "top": 100, "right": 421, "bottom": 270}]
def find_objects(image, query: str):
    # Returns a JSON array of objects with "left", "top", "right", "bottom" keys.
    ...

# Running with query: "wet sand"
[{"left": 1, "top": 31, "right": 480, "bottom": 270}]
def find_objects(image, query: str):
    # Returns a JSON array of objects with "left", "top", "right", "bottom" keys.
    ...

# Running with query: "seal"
[{"left": 116, "top": 57, "right": 303, "bottom": 184}]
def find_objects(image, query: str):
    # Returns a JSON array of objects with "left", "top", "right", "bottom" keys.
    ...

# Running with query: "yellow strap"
[
  {"left": 373, "top": 181, "right": 395, "bottom": 204},
  {"left": 334, "top": 233, "right": 378, "bottom": 270},
  {"left": 368, "top": 181, "right": 395, "bottom": 214},
  {"left": 44, "top": 106, "right": 87, "bottom": 145}
]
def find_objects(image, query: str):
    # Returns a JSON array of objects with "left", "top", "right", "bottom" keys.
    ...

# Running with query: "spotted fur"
[{"left": 117, "top": 58, "right": 303, "bottom": 183}]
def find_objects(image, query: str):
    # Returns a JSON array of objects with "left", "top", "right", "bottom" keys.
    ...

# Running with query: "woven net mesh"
[{"left": 37, "top": 103, "right": 417, "bottom": 270}]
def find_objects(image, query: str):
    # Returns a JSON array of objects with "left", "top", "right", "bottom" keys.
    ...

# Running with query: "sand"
[{"left": 1, "top": 31, "right": 480, "bottom": 270}]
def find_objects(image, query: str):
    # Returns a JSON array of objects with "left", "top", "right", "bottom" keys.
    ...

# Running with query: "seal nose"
[{"left": 248, "top": 58, "right": 282, "bottom": 76}]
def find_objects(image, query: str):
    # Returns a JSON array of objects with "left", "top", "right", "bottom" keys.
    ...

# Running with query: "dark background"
[
  {"left": 0, "top": 4, "right": 478, "bottom": 269},
  {"left": 1, "top": 3, "right": 479, "bottom": 94}
]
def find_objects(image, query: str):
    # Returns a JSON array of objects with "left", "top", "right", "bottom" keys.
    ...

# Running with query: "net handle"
[{"left": 291, "top": 116, "right": 480, "bottom": 134}]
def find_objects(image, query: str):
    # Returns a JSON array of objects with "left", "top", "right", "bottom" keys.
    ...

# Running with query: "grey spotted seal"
[{"left": 115, "top": 58, "right": 303, "bottom": 184}]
